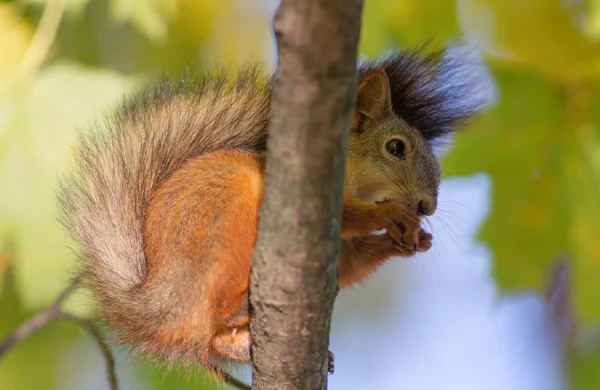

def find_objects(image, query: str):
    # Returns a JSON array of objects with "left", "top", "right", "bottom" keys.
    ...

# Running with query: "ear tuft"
[
  {"left": 356, "top": 69, "right": 392, "bottom": 120},
  {"left": 358, "top": 42, "right": 496, "bottom": 145}
]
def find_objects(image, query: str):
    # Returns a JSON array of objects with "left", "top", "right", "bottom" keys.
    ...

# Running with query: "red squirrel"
[{"left": 59, "top": 45, "right": 491, "bottom": 379}]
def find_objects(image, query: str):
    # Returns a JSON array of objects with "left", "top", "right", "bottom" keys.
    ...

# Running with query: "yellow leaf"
[
  {"left": 587, "top": 0, "right": 600, "bottom": 40},
  {"left": 457, "top": 0, "right": 598, "bottom": 83},
  {"left": 0, "top": 4, "right": 34, "bottom": 94},
  {"left": 198, "top": 0, "right": 274, "bottom": 66},
  {"left": 359, "top": 0, "right": 461, "bottom": 57}
]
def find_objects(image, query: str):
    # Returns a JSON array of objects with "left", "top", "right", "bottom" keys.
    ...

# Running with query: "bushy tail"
[{"left": 58, "top": 65, "right": 272, "bottom": 323}]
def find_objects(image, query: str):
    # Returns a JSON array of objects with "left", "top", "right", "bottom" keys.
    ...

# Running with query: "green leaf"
[
  {"left": 149, "top": 363, "right": 227, "bottom": 390},
  {"left": 442, "top": 68, "right": 600, "bottom": 388},
  {"left": 570, "top": 326, "right": 600, "bottom": 389},
  {"left": 22, "top": 0, "right": 92, "bottom": 16},
  {"left": 109, "top": 0, "right": 178, "bottom": 42},
  {"left": 443, "top": 69, "right": 600, "bottom": 320},
  {"left": 359, "top": 0, "right": 461, "bottom": 57},
  {"left": 0, "top": 2, "right": 32, "bottom": 294},
  {"left": 452, "top": 2, "right": 600, "bottom": 387},
  {"left": 588, "top": 0, "right": 600, "bottom": 40},
  {"left": 0, "top": 63, "right": 134, "bottom": 310}
]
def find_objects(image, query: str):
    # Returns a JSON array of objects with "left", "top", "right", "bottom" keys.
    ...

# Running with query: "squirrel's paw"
[
  {"left": 376, "top": 202, "right": 421, "bottom": 252},
  {"left": 378, "top": 226, "right": 432, "bottom": 256},
  {"left": 390, "top": 228, "right": 432, "bottom": 256},
  {"left": 211, "top": 327, "right": 251, "bottom": 362},
  {"left": 415, "top": 229, "right": 432, "bottom": 252}
]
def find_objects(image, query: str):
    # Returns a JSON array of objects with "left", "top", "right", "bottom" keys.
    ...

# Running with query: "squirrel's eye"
[{"left": 385, "top": 139, "right": 406, "bottom": 159}]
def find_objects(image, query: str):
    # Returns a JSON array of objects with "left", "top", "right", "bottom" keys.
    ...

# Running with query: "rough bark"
[{"left": 249, "top": 1, "right": 363, "bottom": 389}]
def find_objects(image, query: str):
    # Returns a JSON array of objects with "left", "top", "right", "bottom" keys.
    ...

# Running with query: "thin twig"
[
  {"left": 214, "top": 367, "right": 252, "bottom": 390},
  {"left": 0, "top": 275, "right": 248, "bottom": 390},
  {"left": 57, "top": 311, "right": 118, "bottom": 390},
  {"left": 0, "top": 278, "right": 79, "bottom": 358},
  {"left": 0, "top": 278, "right": 119, "bottom": 389},
  {"left": 17, "top": 0, "right": 66, "bottom": 82},
  {"left": 546, "top": 256, "right": 575, "bottom": 347}
]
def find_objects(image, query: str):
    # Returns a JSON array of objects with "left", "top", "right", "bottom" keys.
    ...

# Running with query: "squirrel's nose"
[{"left": 414, "top": 197, "right": 437, "bottom": 217}]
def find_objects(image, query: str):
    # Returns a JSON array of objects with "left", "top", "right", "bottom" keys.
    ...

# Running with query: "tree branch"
[
  {"left": 0, "top": 276, "right": 250, "bottom": 390},
  {"left": 17, "top": 0, "right": 66, "bottom": 83},
  {"left": 57, "top": 311, "right": 118, "bottom": 390},
  {"left": 0, "top": 276, "right": 119, "bottom": 390},
  {"left": 0, "top": 278, "right": 78, "bottom": 358},
  {"left": 546, "top": 255, "right": 575, "bottom": 347},
  {"left": 214, "top": 368, "right": 252, "bottom": 390},
  {"left": 249, "top": 1, "right": 364, "bottom": 389}
]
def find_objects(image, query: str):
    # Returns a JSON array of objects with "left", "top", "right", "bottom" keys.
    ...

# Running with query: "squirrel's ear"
[{"left": 356, "top": 69, "right": 392, "bottom": 121}]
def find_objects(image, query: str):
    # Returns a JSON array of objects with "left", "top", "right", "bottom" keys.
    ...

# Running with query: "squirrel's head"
[
  {"left": 346, "top": 68, "right": 441, "bottom": 216},
  {"left": 345, "top": 45, "right": 494, "bottom": 217}
]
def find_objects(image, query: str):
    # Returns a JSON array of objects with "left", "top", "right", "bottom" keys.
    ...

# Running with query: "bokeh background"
[{"left": 1, "top": 0, "right": 600, "bottom": 389}]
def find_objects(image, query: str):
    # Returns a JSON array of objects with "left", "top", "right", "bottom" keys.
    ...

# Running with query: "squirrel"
[{"left": 58, "top": 44, "right": 492, "bottom": 378}]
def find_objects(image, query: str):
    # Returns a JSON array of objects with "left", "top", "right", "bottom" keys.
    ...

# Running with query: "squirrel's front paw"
[
  {"left": 376, "top": 202, "right": 420, "bottom": 252},
  {"left": 211, "top": 327, "right": 251, "bottom": 362},
  {"left": 415, "top": 229, "right": 432, "bottom": 252},
  {"left": 388, "top": 228, "right": 431, "bottom": 256}
]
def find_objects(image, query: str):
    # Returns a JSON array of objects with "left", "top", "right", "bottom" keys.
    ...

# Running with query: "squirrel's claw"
[
  {"left": 328, "top": 350, "right": 335, "bottom": 374},
  {"left": 416, "top": 229, "right": 433, "bottom": 252}
]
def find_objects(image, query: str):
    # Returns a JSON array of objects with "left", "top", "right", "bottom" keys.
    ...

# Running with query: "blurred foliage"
[
  {"left": 1, "top": 0, "right": 600, "bottom": 389},
  {"left": 448, "top": 0, "right": 600, "bottom": 387},
  {"left": 0, "top": 0, "right": 270, "bottom": 388}
]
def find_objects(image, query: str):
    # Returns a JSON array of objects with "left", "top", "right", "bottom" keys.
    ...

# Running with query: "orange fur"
[
  {"left": 144, "top": 150, "right": 263, "bottom": 364},
  {"left": 143, "top": 148, "right": 429, "bottom": 363}
]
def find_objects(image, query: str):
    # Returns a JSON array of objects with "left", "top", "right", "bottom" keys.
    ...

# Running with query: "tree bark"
[{"left": 249, "top": 1, "right": 363, "bottom": 389}]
